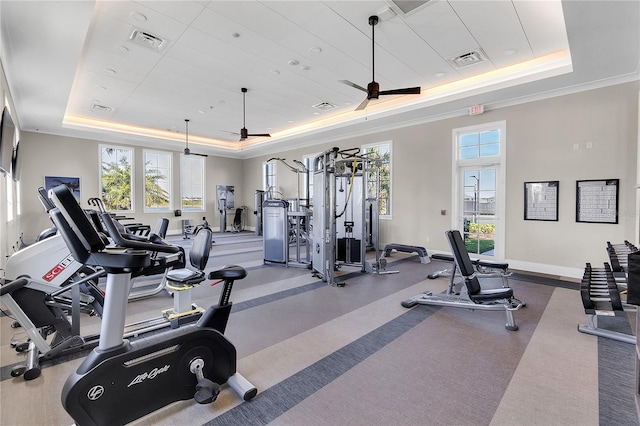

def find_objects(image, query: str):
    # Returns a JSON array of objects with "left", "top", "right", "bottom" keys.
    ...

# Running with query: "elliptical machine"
[{"left": 49, "top": 184, "right": 256, "bottom": 426}]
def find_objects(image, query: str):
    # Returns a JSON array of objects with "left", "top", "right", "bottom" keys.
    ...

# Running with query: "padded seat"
[
  {"left": 166, "top": 269, "right": 205, "bottom": 286},
  {"left": 209, "top": 265, "right": 247, "bottom": 281},
  {"left": 165, "top": 228, "right": 212, "bottom": 288}
]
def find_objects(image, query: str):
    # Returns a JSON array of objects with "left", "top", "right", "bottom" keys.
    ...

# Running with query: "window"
[
  {"left": 302, "top": 153, "right": 317, "bottom": 203},
  {"left": 100, "top": 145, "right": 133, "bottom": 212},
  {"left": 459, "top": 129, "right": 500, "bottom": 159},
  {"left": 263, "top": 161, "right": 277, "bottom": 196},
  {"left": 452, "top": 121, "right": 506, "bottom": 258},
  {"left": 363, "top": 142, "right": 392, "bottom": 216},
  {"left": 144, "top": 150, "right": 171, "bottom": 211},
  {"left": 181, "top": 154, "right": 204, "bottom": 210}
]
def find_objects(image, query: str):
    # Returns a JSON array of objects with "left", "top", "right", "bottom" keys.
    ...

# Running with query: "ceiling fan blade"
[
  {"left": 379, "top": 87, "right": 421, "bottom": 96},
  {"left": 192, "top": 152, "right": 208, "bottom": 157},
  {"left": 247, "top": 133, "right": 271, "bottom": 138},
  {"left": 355, "top": 97, "right": 370, "bottom": 111},
  {"left": 339, "top": 80, "right": 367, "bottom": 93}
]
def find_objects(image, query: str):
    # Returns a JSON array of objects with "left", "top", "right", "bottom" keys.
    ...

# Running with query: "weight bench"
[
  {"left": 428, "top": 253, "right": 511, "bottom": 287},
  {"left": 578, "top": 262, "right": 635, "bottom": 344},
  {"left": 401, "top": 230, "right": 523, "bottom": 331},
  {"left": 381, "top": 244, "right": 429, "bottom": 264}
]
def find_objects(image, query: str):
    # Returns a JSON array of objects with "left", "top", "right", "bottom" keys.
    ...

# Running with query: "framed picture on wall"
[
  {"left": 44, "top": 176, "right": 81, "bottom": 203},
  {"left": 524, "top": 181, "right": 559, "bottom": 221},
  {"left": 576, "top": 179, "right": 619, "bottom": 224}
]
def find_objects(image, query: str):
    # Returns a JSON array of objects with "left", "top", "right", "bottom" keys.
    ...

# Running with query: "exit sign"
[{"left": 469, "top": 105, "right": 484, "bottom": 115}]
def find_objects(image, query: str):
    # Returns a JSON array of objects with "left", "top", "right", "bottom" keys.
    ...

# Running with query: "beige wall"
[
  {"left": 17, "top": 132, "right": 245, "bottom": 239},
  {"left": 242, "top": 81, "right": 639, "bottom": 278},
  {"left": 6, "top": 81, "right": 639, "bottom": 278}
]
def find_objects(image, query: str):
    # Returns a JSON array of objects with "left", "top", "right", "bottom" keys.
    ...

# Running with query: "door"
[{"left": 461, "top": 167, "right": 498, "bottom": 257}]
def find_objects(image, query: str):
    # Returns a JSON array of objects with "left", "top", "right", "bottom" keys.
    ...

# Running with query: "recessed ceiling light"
[
  {"left": 131, "top": 12, "right": 147, "bottom": 22},
  {"left": 105, "top": 68, "right": 117, "bottom": 75},
  {"left": 116, "top": 45, "right": 129, "bottom": 53},
  {"left": 271, "top": 69, "right": 281, "bottom": 75},
  {"left": 287, "top": 120, "right": 294, "bottom": 123},
  {"left": 309, "top": 46, "right": 322, "bottom": 54},
  {"left": 288, "top": 59, "right": 299, "bottom": 66},
  {"left": 300, "top": 66, "right": 310, "bottom": 71},
  {"left": 502, "top": 49, "right": 517, "bottom": 56},
  {"left": 197, "top": 110, "right": 206, "bottom": 114},
  {"left": 232, "top": 32, "right": 240, "bottom": 38},
  {"left": 435, "top": 71, "right": 446, "bottom": 78},
  {"left": 95, "top": 85, "right": 107, "bottom": 91}
]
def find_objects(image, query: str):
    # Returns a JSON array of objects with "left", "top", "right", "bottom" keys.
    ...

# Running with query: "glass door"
[{"left": 461, "top": 168, "right": 497, "bottom": 256}]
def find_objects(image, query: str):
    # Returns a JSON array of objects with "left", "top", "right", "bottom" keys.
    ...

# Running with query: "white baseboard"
[{"left": 501, "top": 259, "right": 582, "bottom": 281}]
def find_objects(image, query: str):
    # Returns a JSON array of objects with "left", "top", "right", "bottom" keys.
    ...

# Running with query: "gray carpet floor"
[{"left": 1, "top": 231, "right": 638, "bottom": 425}]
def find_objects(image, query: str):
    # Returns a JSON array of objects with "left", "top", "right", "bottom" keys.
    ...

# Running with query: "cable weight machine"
[{"left": 311, "top": 147, "right": 381, "bottom": 286}]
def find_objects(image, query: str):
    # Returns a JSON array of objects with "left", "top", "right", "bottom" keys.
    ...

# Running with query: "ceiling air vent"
[
  {"left": 449, "top": 50, "right": 487, "bottom": 68},
  {"left": 386, "top": 0, "right": 435, "bottom": 16},
  {"left": 90, "top": 104, "right": 113, "bottom": 112},
  {"left": 128, "top": 28, "right": 168, "bottom": 51},
  {"left": 312, "top": 102, "right": 336, "bottom": 111}
]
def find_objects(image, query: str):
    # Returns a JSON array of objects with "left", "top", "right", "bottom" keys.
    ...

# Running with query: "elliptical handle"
[{"left": 100, "top": 213, "right": 180, "bottom": 254}]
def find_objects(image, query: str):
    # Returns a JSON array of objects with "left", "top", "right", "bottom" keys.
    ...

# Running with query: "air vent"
[
  {"left": 312, "top": 102, "right": 336, "bottom": 111},
  {"left": 90, "top": 104, "right": 113, "bottom": 112},
  {"left": 386, "top": 0, "right": 435, "bottom": 16},
  {"left": 128, "top": 28, "right": 168, "bottom": 51},
  {"left": 449, "top": 50, "right": 487, "bottom": 68}
]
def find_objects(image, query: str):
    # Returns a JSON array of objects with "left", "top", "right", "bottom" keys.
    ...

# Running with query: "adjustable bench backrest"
[
  {"left": 49, "top": 185, "right": 106, "bottom": 263},
  {"left": 446, "top": 229, "right": 481, "bottom": 296}
]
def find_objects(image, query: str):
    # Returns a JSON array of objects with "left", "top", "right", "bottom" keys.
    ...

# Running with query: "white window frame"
[
  {"left": 263, "top": 161, "right": 277, "bottom": 197},
  {"left": 302, "top": 152, "right": 319, "bottom": 204},
  {"left": 451, "top": 121, "right": 506, "bottom": 259},
  {"left": 99, "top": 144, "right": 134, "bottom": 213},
  {"left": 362, "top": 141, "right": 392, "bottom": 218},
  {"left": 143, "top": 149, "right": 172, "bottom": 212},
  {"left": 180, "top": 154, "right": 205, "bottom": 211}
]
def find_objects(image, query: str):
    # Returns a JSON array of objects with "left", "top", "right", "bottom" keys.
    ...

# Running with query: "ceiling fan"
[
  {"left": 340, "top": 15, "right": 421, "bottom": 111},
  {"left": 239, "top": 87, "right": 271, "bottom": 141},
  {"left": 182, "top": 119, "right": 207, "bottom": 157}
]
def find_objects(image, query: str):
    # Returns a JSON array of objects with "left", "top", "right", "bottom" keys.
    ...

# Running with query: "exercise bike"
[
  {"left": 2, "top": 191, "right": 183, "bottom": 381},
  {"left": 49, "top": 184, "right": 256, "bottom": 426}
]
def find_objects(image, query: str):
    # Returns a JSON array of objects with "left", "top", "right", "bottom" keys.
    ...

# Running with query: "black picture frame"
[
  {"left": 524, "top": 181, "right": 559, "bottom": 221},
  {"left": 576, "top": 179, "right": 619, "bottom": 224}
]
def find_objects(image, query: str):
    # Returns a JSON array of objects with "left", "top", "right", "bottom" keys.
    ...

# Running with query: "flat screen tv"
[
  {"left": 11, "top": 139, "right": 20, "bottom": 181},
  {"left": 0, "top": 107, "right": 15, "bottom": 174}
]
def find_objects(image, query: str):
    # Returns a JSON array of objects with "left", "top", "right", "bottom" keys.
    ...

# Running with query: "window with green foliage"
[
  {"left": 100, "top": 146, "right": 133, "bottom": 212},
  {"left": 144, "top": 150, "right": 171, "bottom": 211},
  {"left": 363, "top": 142, "right": 392, "bottom": 216},
  {"left": 181, "top": 154, "right": 204, "bottom": 210}
]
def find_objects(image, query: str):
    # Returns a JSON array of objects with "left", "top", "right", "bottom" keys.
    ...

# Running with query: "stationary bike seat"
[{"left": 208, "top": 265, "right": 246, "bottom": 280}]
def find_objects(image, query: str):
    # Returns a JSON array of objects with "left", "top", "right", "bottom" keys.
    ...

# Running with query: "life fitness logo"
[
  {"left": 42, "top": 255, "right": 75, "bottom": 282},
  {"left": 87, "top": 385, "right": 104, "bottom": 401},
  {"left": 127, "top": 364, "right": 170, "bottom": 388}
]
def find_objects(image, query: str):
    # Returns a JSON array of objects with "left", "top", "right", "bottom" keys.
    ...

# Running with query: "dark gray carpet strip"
[
  {"left": 204, "top": 305, "right": 440, "bottom": 426},
  {"left": 0, "top": 268, "right": 368, "bottom": 381},
  {"left": 510, "top": 272, "right": 579, "bottom": 290},
  {"left": 597, "top": 315, "right": 639, "bottom": 426}
]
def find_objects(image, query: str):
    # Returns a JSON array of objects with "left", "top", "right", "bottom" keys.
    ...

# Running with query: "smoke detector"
[
  {"left": 312, "top": 102, "right": 336, "bottom": 111},
  {"left": 128, "top": 28, "right": 168, "bottom": 51},
  {"left": 449, "top": 50, "right": 488, "bottom": 68}
]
